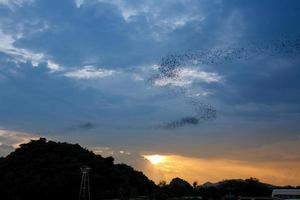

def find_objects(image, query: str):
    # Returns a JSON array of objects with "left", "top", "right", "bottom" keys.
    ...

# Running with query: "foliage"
[
  {"left": 1, "top": 138, "right": 298, "bottom": 200},
  {"left": 0, "top": 138, "right": 156, "bottom": 200}
]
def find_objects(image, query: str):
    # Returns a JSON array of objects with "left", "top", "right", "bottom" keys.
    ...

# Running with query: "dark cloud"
[
  {"left": 78, "top": 122, "right": 95, "bottom": 129},
  {"left": 63, "top": 122, "right": 97, "bottom": 132}
]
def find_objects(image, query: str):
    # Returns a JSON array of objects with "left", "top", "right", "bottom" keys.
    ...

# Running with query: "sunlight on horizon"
[
  {"left": 140, "top": 154, "right": 300, "bottom": 186},
  {"left": 144, "top": 154, "right": 166, "bottom": 165}
]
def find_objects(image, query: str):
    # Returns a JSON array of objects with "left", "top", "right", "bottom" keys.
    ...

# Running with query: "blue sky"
[{"left": 1, "top": 0, "right": 300, "bottom": 185}]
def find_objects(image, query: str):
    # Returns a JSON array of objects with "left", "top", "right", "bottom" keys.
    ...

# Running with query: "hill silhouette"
[
  {"left": 0, "top": 138, "right": 156, "bottom": 200},
  {"left": 158, "top": 177, "right": 275, "bottom": 199},
  {"left": 0, "top": 138, "right": 299, "bottom": 200}
]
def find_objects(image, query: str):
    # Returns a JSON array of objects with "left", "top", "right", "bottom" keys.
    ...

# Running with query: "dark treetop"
[{"left": 0, "top": 138, "right": 156, "bottom": 200}]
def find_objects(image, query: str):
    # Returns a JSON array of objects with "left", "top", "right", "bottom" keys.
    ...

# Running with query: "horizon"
[
  {"left": 2, "top": 136, "right": 300, "bottom": 187},
  {"left": 3, "top": 137, "right": 300, "bottom": 187},
  {"left": 1, "top": 0, "right": 300, "bottom": 187}
]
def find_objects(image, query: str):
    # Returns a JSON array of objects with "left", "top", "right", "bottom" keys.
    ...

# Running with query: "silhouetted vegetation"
[
  {"left": 156, "top": 177, "right": 299, "bottom": 200},
  {"left": 156, "top": 177, "right": 273, "bottom": 200},
  {"left": 0, "top": 138, "right": 299, "bottom": 200},
  {"left": 0, "top": 138, "right": 156, "bottom": 200},
  {"left": 157, "top": 177, "right": 193, "bottom": 197}
]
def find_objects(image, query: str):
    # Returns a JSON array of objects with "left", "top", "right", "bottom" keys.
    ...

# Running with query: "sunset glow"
[
  {"left": 140, "top": 154, "right": 300, "bottom": 186},
  {"left": 144, "top": 155, "right": 166, "bottom": 165},
  {"left": 1, "top": 0, "right": 300, "bottom": 191}
]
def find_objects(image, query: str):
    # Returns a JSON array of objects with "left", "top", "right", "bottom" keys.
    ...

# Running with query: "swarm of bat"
[{"left": 151, "top": 35, "right": 300, "bottom": 129}]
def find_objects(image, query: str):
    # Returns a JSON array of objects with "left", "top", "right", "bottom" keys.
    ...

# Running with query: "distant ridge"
[{"left": 202, "top": 181, "right": 218, "bottom": 188}]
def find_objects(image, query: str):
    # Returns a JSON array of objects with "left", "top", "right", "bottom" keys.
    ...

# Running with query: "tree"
[
  {"left": 0, "top": 138, "right": 157, "bottom": 200},
  {"left": 193, "top": 181, "right": 198, "bottom": 188},
  {"left": 169, "top": 177, "right": 193, "bottom": 197}
]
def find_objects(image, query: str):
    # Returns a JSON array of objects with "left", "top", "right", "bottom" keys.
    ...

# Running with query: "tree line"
[{"left": 0, "top": 138, "right": 299, "bottom": 200}]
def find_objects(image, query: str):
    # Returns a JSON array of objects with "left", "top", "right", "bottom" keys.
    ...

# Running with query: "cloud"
[
  {"left": 0, "top": 29, "right": 60, "bottom": 70},
  {"left": 63, "top": 122, "right": 97, "bottom": 133},
  {"left": 0, "top": 0, "right": 300, "bottom": 178},
  {"left": 75, "top": 0, "right": 85, "bottom": 8},
  {"left": 0, "top": 129, "right": 39, "bottom": 156},
  {"left": 93, "top": 0, "right": 206, "bottom": 32},
  {"left": 153, "top": 67, "right": 222, "bottom": 87},
  {"left": 0, "top": 29, "right": 43, "bottom": 66},
  {"left": 90, "top": 146, "right": 114, "bottom": 156},
  {"left": 149, "top": 52, "right": 220, "bottom": 129},
  {"left": 90, "top": 146, "right": 131, "bottom": 157},
  {"left": 0, "top": 0, "right": 33, "bottom": 8},
  {"left": 64, "top": 66, "right": 115, "bottom": 79},
  {"left": 47, "top": 60, "right": 60, "bottom": 71},
  {"left": 78, "top": 122, "right": 95, "bottom": 129},
  {"left": 0, "top": 144, "right": 14, "bottom": 157}
]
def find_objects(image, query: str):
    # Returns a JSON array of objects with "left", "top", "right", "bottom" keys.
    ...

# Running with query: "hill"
[
  {"left": 0, "top": 138, "right": 156, "bottom": 200},
  {"left": 158, "top": 177, "right": 275, "bottom": 199},
  {"left": 196, "top": 178, "right": 274, "bottom": 199},
  {"left": 0, "top": 138, "right": 298, "bottom": 200}
]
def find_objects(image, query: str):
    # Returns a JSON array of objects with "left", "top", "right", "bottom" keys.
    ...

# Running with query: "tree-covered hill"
[
  {"left": 0, "top": 138, "right": 156, "bottom": 200},
  {"left": 0, "top": 138, "right": 298, "bottom": 200}
]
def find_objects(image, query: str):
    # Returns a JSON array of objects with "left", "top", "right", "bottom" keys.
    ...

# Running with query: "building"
[{"left": 272, "top": 189, "right": 300, "bottom": 200}]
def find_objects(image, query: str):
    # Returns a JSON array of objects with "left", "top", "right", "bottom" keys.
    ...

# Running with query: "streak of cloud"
[
  {"left": 0, "top": 129, "right": 39, "bottom": 156},
  {"left": 64, "top": 122, "right": 97, "bottom": 132},
  {"left": 78, "top": 122, "right": 95, "bottom": 129},
  {"left": 64, "top": 66, "right": 115, "bottom": 79}
]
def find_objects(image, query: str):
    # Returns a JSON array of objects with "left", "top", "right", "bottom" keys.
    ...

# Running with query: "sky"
[{"left": 0, "top": 0, "right": 300, "bottom": 186}]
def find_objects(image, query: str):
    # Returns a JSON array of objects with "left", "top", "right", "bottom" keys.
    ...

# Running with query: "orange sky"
[
  {"left": 141, "top": 154, "right": 300, "bottom": 186},
  {"left": 1, "top": 129, "right": 299, "bottom": 186},
  {"left": 136, "top": 139, "right": 300, "bottom": 186}
]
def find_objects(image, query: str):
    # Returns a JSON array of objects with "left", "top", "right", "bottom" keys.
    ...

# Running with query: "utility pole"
[{"left": 79, "top": 166, "right": 91, "bottom": 200}]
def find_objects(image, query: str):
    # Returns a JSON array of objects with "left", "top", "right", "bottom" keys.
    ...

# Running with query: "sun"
[{"left": 144, "top": 154, "right": 166, "bottom": 165}]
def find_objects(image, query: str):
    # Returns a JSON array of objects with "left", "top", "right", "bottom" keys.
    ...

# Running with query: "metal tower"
[{"left": 79, "top": 166, "right": 91, "bottom": 200}]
